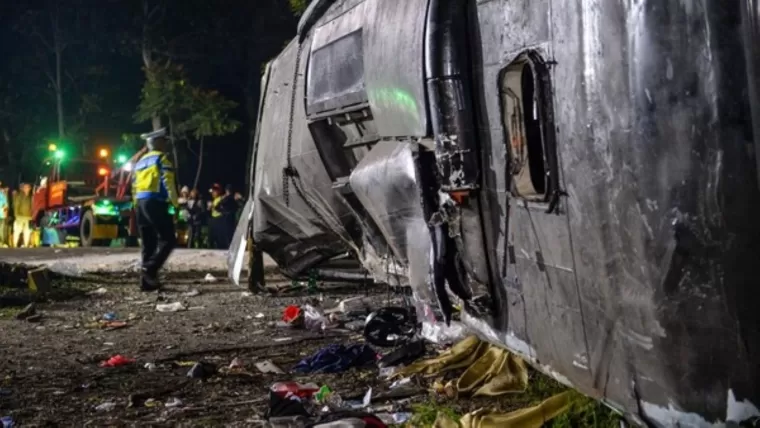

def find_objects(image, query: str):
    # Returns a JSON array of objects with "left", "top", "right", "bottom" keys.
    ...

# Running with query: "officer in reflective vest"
[
  {"left": 132, "top": 128, "right": 179, "bottom": 291},
  {"left": 209, "top": 183, "right": 225, "bottom": 248}
]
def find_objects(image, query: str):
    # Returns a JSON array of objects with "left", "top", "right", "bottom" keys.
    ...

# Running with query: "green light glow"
[
  {"left": 369, "top": 87, "right": 420, "bottom": 122},
  {"left": 93, "top": 200, "right": 118, "bottom": 216},
  {"left": 54, "top": 150, "right": 65, "bottom": 159},
  {"left": 116, "top": 154, "right": 128, "bottom": 164},
  {"left": 168, "top": 205, "right": 176, "bottom": 215}
]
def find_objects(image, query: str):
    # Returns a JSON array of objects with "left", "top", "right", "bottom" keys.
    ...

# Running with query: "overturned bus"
[{"left": 230, "top": 0, "right": 760, "bottom": 425}]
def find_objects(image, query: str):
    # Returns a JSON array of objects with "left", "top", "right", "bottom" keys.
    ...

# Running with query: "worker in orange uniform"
[{"left": 132, "top": 128, "right": 179, "bottom": 291}]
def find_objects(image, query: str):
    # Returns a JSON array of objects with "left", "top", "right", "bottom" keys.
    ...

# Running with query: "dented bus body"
[{"left": 234, "top": 0, "right": 760, "bottom": 425}]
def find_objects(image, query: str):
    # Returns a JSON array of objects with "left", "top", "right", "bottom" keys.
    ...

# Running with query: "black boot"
[{"left": 141, "top": 268, "right": 161, "bottom": 292}]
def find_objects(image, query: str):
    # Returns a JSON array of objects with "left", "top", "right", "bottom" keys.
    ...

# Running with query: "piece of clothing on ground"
[
  {"left": 432, "top": 390, "right": 572, "bottom": 428},
  {"left": 136, "top": 199, "right": 176, "bottom": 274},
  {"left": 294, "top": 344, "right": 377, "bottom": 374}
]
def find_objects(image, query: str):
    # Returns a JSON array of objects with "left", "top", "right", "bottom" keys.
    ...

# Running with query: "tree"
[
  {"left": 13, "top": 0, "right": 82, "bottom": 139},
  {"left": 181, "top": 89, "right": 241, "bottom": 189},
  {"left": 134, "top": 62, "right": 240, "bottom": 186}
]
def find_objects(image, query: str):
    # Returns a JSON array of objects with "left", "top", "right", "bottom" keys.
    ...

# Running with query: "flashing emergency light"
[
  {"left": 48, "top": 143, "right": 57, "bottom": 152},
  {"left": 116, "top": 154, "right": 128, "bottom": 164},
  {"left": 93, "top": 199, "right": 118, "bottom": 216},
  {"left": 99, "top": 148, "right": 109, "bottom": 158},
  {"left": 54, "top": 150, "right": 64, "bottom": 159},
  {"left": 98, "top": 167, "right": 109, "bottom": 176},
  {"left": 122, "top": 162, "right": 133, "bottom": 172}
]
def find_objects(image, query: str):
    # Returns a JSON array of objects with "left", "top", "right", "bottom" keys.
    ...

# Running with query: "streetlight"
[{"left": 99, "top": 148, "right": 109, "bottom": 158}]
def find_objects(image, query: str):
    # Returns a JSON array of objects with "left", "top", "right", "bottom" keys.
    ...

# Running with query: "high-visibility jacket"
[
  {"left": 132, "top": 150, "right": 179, "bottom": 207},
  {"left": 211, "top": 196, "right": 223, "bottom": 218}
]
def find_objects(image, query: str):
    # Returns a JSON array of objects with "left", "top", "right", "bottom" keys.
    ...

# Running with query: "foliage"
[
  {"left": 180, "top": 89, "right": 240, "bottom": 140},
  {"left": 134, "top": 63, "right": 240, "bottom": 141},
  {"left": 288, "top": 0, "right": 310, "bottom": 16}
]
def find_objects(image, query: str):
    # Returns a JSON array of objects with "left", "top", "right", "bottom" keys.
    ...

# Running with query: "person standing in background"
[
  {"left": 186, "top": 188, "right": 206, "bottom": 248},
  {"left": 0, "top": 183, "right": 8, "bottom": 247},
  {"left": 220, "top": 185, "right": 242, "bottom": 246},
  {"left": 12, "top": 183, "right": 33, "bottom": 248},
  {"left": 208, "top": 183, "right": 226, "bottom": 249}
]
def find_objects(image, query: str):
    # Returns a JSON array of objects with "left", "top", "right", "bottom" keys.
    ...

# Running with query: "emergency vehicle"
[
  {"left": 29, "top": 145, "right": 140, "bottom": 247},
  {"left": 30, "top": 144, "right": 187, "bottom": 248}
]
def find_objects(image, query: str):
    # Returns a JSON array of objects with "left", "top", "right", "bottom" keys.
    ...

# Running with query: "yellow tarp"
[
  {"left": 433, "top": 391, "right": 573, "bottom": 428},
  {"left": 394, "top": 335, "right": 528, "bottom": 397}
]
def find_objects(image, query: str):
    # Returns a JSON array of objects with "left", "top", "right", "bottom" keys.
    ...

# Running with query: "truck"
[
  {"left": 30, "top": 146, "right": 187, "bottom": 248},
  {"left": 232, "top": 0, "right": 760, "bottom": 426}
]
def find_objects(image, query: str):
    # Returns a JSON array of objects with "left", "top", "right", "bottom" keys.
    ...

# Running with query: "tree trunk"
[
  {"left": 168, "top": 117, "right": 180, "bottom": 180},
  {"left": 53, "top": 5, "right": 65, "bottom": 138},
  {"left": 142, "top": 0, "right": 161, "bottom": 131},
  {"left": 193, "top": 137, "right": 204, "bottom": 190}
]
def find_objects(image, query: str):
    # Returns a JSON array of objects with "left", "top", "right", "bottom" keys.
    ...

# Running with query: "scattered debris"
[
  {"left": 294, "top": 344, "right": 377, "bottom": 374},
  {"left": 144, "top": 398, "right": 160, "bottom": 408},
  {"left": 327, "top": 297, "right": 371, "bottom": 314},
  {"left": 270, "top": 381, "right": 320, "bottom": 399},
  {"left": 204, "top": 273, "right": 217, "bottom": 282},
  {"left": 255, "top": 312, "right": 265, "bottom": 318},
  {"left": 156, "top": 302, "right": 187, "bottom": 313},
  {"left": 255, "top": 360, "right": 285, "bottom": 374},
  {"left": 25, "top": 314, "right": 42, "bottom": 323},
  {"left": 363, "top": 307, "right": 416, "bottom": 348},
  {"left": 165, "top": 397, "right": 183, "bottom": 408},
  {"left": 187, "top": 361, "right": 217, "bottom": 379},
  {"left": 102, "top": 312, "right": 117, "bottom": 321},
  {"left": 379, "top": 340, "right": 425, "bottom": 368},
  {"left": 377, "top": 412, "right": 411, "bottom": 425},
  {"left": 100, "top": 355, "right": 135, "bottom": 368},
  {"left": 228, "top": 358, "right": 245, "bottom": 370},
  {"left": 14, "top": 303, "right": 36, "bottom": 320},
  {"left": 144, "top": 362, "right": 157, "bottom": 371},
  {"left": 88, "top": 287, "right": 108, "bottom": 296},
  {"left": 389, "top": 377, "right": 411, "bottom": 390},
  {"left": 182, "top": 289, "right": 201, "bottom": 297},
  {"left": 94, "top": 402, "right": 117, "bottom": 412},
  {"left": 282, "top": 305, "right": 303, "bottom": 327},
  {"left": 101, "top": 320, "right": 128, "bottom": 330}
]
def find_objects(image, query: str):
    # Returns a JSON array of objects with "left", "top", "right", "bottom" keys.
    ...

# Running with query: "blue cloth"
[
  {"left": 294, "top": 344, "right": 377, "bottom": 374},
  {"left": 0, "top": 191, "right": 7, "bottom": 219}
]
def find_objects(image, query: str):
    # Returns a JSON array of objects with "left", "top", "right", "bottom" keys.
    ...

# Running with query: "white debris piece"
[{"left": 156, "top": 302, "right": 187, "bottom": 312}]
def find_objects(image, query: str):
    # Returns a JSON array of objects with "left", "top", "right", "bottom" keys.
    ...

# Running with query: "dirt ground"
[{"left": 0, "top": 270, "right": 619, "bottom": 427}]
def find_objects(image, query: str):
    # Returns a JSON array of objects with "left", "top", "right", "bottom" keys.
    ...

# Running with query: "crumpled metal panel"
[
  {"left": 250, "top": 38, "right": 355, "bottom": 276},
  {"left": 348, "top": 140, "right": 434, "bottom": 302}
]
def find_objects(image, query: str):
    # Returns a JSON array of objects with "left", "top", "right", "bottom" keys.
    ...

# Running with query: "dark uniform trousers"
[{"left": 136, "top": 199, "right": 176, "bottom": 273}]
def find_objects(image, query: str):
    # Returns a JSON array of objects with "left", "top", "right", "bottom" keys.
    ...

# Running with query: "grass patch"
[
  {"left": 410, "top": 401, "right": 460, "bottom": 426},
  {"left": 0, "top": 306, "right": 23, "bottom": 319},
  {"left": 407, "top": 369, "right": 620, "bottom": 427}
]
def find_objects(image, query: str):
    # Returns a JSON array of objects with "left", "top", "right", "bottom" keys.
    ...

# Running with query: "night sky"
[{"left": 0, "top": 0, "right": 299, "bottom": 194}]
